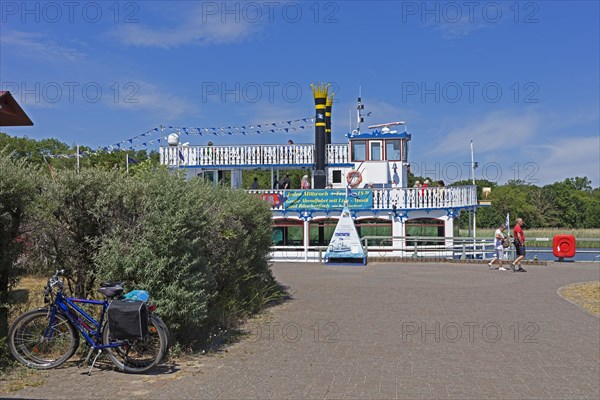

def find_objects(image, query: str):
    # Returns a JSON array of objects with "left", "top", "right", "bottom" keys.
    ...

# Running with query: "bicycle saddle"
[{"left": 97, "top": 281, "right": 124, "bottom": 298}]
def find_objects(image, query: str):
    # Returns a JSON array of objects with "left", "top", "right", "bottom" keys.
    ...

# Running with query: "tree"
[
  {"left": 0, "top": 132, "right": 159, "bottom": 173},
  {"left": 0, "top": 150, "right": 40, "bottom": 337},
  {"left": 527, "top": 186, "right": 556, "bottom": 227},
  {"left": 565, "top": 177, "right": 592, "bottom": 192},
  {"left": 542, "top": 180, "right": 587, "bottom": 228},
  {"left": 584, "top": 189, "right": 600, "bottom": 228},
  {"left": 0, "top": 133, "right": 70, "bottom": 166}
]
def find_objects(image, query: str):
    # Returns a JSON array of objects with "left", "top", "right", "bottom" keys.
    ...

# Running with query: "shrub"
[
  {"left": 20, "top": 168, "right": 143, "bottom": 298},
  {"left": 0, "top": 150, "right": 40, "bottom": 338},
  {"left": 95, "top": 169, "right": 280, "bottom": 347}
]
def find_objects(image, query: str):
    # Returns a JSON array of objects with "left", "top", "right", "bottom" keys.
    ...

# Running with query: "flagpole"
[
  {"left": 76, "top": 145, "right": 80, "bottom": 174},
  {"left": 126, "top": 153, "right": 129, "bottom": 174},
  {"left": 470, "top": 140, "right": 476, "bottom": 239},
  {"left": 345, "top": 183, "right": 349, "bottom": 206}
]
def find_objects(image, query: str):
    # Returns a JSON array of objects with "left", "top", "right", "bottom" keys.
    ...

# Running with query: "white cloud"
[
  {"left": 109, "top": 5, "right": 261, "bottom": 48},
  {"left": 433, "top": 111, "right": 540, "bottom": 154},
  {"left": 528, "top": 136, "right": 600, "bottom": 186},
  {"left": 434, "top": 18, "right": 488, "bottom": 40},
  {"left": 104, "top": 81, "right": 197, "bottom": 120},
  {"left": 361, "top": 99, "right": 420, "bottom": 127},
  {"left": 0, "top": 30, "right": 85, "bottom": 62}
]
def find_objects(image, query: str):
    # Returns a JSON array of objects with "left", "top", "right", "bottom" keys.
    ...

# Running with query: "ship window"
[
  {"left": 405, "top": 218, "right": 444, "bottom": 246},
  {"left": 309, "top": 219, "right": 338, "bottom": 246},
  {"left": 370, "top": 141, "right": 382, "bottom": 161},
  {"left": 272, "top": 220, "right": 303, "bottom": 246},
  {"left": 386, "top": 140, "right": 401, "bottom": 161},
  {"left": 355, "top": 218, "right": 392, "bottom": 246},
  {"left": 351, "top": 141, "right": 366, "bottom": 161},
  {"left": 332, "top": 170, "right": 342, "bottom": 184}
]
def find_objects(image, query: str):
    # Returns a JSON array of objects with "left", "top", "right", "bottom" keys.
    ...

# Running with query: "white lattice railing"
[
  {"left": 327, "top": 144, "right": 350, "bottom": 164},
  {"left": 161, "top": 144, "right": 350, "bottom": 167},
  {"left": 247, "top": 186, "right": 477, "bottom": 211}
]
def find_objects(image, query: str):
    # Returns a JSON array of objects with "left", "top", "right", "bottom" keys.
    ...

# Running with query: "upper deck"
[{"left": 160, "top": 143, "right": 350, "bottom": 169}]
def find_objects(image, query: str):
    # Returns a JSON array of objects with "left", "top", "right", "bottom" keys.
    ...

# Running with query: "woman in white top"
[
  {"left": 301, "top": 175, "right": 310, "bottom": 189},
  {"left": 488, "top": 223, "right": 509, "bottom": 270}
]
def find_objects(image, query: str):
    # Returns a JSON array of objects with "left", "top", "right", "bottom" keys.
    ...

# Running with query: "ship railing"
[
  {"left": 270, "top": 237, "right": 600, "bottom": 262},
  {"left": 358, "top": 236, "right": 600, "bottom": 262},
  {"left": 327, "top": 144, "right": 350, "bottom": 164},
  {"left": 249, "top": 185, "right": 477, "bottom": 210},
  {"left": 359, "top": 236, "right": 494, "bottom": 260},
  {"left": 269, "top": 236, "right": 492, "bottom": 262},
  {"left": 160, "top": 144, "right": 349, "bottom": 167},
  {"left": 160, "top": 144, "right": 316, "bottom": 167}
]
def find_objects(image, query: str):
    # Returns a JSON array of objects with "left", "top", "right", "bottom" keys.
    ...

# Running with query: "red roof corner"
[{"left": 0, "top": 91, "right": 34, "bottom": 126}]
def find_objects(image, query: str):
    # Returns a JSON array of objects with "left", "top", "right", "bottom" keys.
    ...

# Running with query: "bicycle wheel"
[
  {"left": 103, "top": 314, "right": 166, "bottom": 374},
  {"left": 8, "top": 309, "right": 79, "bottom": 369},
  {"left": 151, "top": 314, "right": 171, "bottom": 363}
]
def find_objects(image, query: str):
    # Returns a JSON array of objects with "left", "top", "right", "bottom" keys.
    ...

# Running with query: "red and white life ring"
[{"left": 346, "top": 170, "right": 363, "bottom": 188}]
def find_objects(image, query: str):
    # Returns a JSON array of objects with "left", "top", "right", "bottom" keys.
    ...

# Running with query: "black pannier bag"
[{"left": 107, "top": 299, "right": 148, "bottom": 340}]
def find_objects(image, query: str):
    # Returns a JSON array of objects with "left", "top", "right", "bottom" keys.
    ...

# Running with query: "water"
[{"left": 521, "top": 247, "right": 600, "bottom": 262}]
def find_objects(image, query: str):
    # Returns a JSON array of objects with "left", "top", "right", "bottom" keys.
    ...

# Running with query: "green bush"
[
  {"left": 95, "top": 169, "right": 280, "bottom": 347},
  {"left": 9, "top": 161, "right": 278, "bottom": 349},
  {"left": 203, "top": 188, "right": 280, "bottom": 331},
  {"left": 20, "top": 168, "right": 143, "bottom": 298},
  {"left": 0, "top": 149, "right": 40, "bottom": 338}
]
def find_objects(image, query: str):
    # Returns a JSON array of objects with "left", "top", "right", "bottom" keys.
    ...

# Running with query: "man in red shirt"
[{"left": 512, "top": 218, "right": 527, "bottom": 272}]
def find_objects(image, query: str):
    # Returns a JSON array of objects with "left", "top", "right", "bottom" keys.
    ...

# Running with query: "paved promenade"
[{"left": 3, "top": 262, "right": 599, "bottom": 399}]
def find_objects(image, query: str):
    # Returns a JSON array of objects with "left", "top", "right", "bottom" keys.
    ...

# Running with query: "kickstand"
[
  {"left": 78, "top": 346, "right": 95, "bottom": 369},
  {"left": 78, "top": 347, "right": 102, "bottom": 375},
  {"left": 87, "top": 349, "right": 102, "bottom": 376}
]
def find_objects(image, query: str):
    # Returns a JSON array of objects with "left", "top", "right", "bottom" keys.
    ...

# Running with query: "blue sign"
[{"left": 284, "top": 189, "right": 372, "bottom": 210}]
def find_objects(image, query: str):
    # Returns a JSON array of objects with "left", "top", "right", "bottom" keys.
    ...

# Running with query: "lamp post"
[{"left": 470, "top": 140, "right": 477, "bottom": 239}]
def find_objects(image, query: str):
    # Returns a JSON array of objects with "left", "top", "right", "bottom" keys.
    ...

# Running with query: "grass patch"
[
  {"left": 0, "top": 364, "right": 47, "bottom": 393},
  {"left": 8, "top": 276, "right": 47, "bottom": 326},
  {"left": 559, "top": 281, "right": 600, "bottom": 315}
]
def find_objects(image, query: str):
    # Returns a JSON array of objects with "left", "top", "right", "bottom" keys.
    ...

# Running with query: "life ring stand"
[{"left": 346, "top": 170, "right": 363, "bottom": 188}]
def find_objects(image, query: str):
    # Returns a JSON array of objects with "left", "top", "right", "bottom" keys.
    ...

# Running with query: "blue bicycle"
[{"left": 8, "top": 269, "right": 169, "bottom": 374}]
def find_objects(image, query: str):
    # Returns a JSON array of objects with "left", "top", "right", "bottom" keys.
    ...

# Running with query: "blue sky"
[{"left": 1, "top": 1, "right": 599, "bottom": 186}]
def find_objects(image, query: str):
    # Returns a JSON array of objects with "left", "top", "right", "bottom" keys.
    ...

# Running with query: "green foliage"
[
  {"left": 94, "top": 169, "right": 279, "bottom": 347},
  {"left": 2, "top": 132, "right": 280, "bottom": 349},
  {"left": 0, "top": 132, "right": 159, "bottom": 173},
  {"left": 0, "top": 150, "right": 41, "bottom": 338},
  {"left": 456, "top": 177, "right": 599, "bottom": 229},
  {"left": 19, "top": 168, "right": 141, "bottom": 298},
  {"left": 0, "top": 336, "right": 14, "bottom": 371},
  {"left": 0, "top": 133, "right": 69, "bottom": 165},
  {"left": 242, "top": 169, "right": 311, "bottom": 189}
]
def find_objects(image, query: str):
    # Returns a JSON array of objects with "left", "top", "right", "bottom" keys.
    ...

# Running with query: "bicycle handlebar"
[
  {"left": 54, "top": 269, "right": 72, "bottom": 278},
  {"left": 45, "top": 269, "right": 70, "bottom": 299}
]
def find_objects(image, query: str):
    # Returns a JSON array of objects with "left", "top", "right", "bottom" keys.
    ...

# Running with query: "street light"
[{"left": 470, "top": 140, "right": 477, "bottom": 239}]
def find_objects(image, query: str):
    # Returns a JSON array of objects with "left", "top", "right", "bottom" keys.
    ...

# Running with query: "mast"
[{"left": 356, "top": 87, "right": 365, "bottom": 134}]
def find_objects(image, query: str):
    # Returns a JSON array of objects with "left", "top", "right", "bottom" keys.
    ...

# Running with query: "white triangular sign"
[{"left": 324, "top": 206, "right": 367, "bottom": 265}]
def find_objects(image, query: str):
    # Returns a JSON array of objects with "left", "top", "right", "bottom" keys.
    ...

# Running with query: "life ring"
[{"left": 346, "top": 170, "right": 362, "bottom": 188}]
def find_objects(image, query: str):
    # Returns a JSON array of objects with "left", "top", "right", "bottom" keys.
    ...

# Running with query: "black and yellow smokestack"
[
  {"left": 311, "top": 83, "right": 329, "bottom": 189},
  {"left": 325, "top": 92, "right": 334, "bottom": 146}
]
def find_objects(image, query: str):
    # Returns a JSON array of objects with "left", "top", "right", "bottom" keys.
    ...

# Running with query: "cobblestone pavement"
[{"left": 3, "top": 262, "right": 599, "bottom": 399}]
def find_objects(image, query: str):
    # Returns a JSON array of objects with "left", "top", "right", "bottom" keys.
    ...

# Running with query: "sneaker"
[
  {"left": 488, "top": 261, "right": 494, "bottom": 269},
  {"left": 498, "top": 267, "right": 508, "bottom": 271},
  {"left": 509, "top": 263, "right": 516, "bottom": 272},
  {"left": 517, "top": 268, "right": 527, "bottom": 272}
]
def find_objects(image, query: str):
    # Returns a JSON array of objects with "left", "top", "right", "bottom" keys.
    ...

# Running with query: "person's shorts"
[
  {"left": 515, "top": 244, "right": 526, "bottom": 256},
  {"left": 495, "top": 247, "right": 504, "bottom": 259}
]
